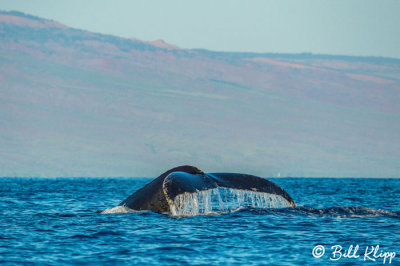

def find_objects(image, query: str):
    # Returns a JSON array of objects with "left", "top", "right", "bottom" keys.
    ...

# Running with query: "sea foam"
[{"left": 101, "top": 205, "right": 137, "bottom": 214}]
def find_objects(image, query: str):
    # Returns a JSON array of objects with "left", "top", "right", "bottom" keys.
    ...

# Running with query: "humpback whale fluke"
[{"left": 119, "top": 165, "right": 296, "bottom": 214}]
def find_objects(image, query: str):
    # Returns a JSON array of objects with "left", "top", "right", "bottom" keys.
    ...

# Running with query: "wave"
[
  {"left": 101, "top": 205, "right": 399, "bottom": 218},
  {"left": 231, "top": 206, "right": 400, "bottom": 218},
  {"left": 101, "top": 186, "right": 399, "bottom": 218}
]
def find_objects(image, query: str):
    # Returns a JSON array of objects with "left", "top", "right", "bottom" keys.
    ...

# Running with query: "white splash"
[
  {"left": 169, "top": 187, "right": 292, "bottom": 217},
  {"left": 101, "top": 205, "right": 136, "bottom": 214}
]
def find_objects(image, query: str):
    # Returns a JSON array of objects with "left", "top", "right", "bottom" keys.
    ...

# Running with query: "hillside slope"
[{"left": 1, "top": 11, "right": 399, "bottom": 177}]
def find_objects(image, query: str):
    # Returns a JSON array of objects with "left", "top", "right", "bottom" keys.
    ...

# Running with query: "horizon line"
[{"left": 1, "top": 176, "right": 399, "bottom": 179}]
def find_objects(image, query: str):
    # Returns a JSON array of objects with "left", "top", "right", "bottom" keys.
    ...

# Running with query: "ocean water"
[{"left": 0, "top": 177, "right": 399, "bottom": 265}]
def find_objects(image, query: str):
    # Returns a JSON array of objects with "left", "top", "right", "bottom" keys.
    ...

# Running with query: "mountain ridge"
[
  {"left": 3, "top": 10, "right": 400, "bottom": 62},
  {"left": 1, "top": 10, "right": 399, "bottom": 177}
]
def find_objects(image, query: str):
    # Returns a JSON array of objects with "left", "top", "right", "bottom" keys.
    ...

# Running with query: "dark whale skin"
[
  {"left": 119, "top": 165, "right": 296, "bottom": 213},
  {"left": 119, "top": 166, "right": 204, "bottom": 213}
]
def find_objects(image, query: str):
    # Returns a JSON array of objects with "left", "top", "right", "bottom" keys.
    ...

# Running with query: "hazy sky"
[{"left": 1, "top": 0, "right": 400, "bottom": 58}]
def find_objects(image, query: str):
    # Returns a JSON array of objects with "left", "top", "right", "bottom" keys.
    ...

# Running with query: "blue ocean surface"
[{"left": 0, "top": 177, "right": 399, "bottom": 265}]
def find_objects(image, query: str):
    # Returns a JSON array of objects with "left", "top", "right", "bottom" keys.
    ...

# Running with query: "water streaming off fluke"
[{"left": 168, "top": 187, "right": 292, "bottom": 217}]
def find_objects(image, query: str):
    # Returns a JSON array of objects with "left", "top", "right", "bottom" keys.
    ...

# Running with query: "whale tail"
[
  {"left": 119, "top": 166, "right": 296, "bottom": 215},
  {"left": 163, "top": 171, "right": 296, "bottom": 215},
  {"left": 208, "top": 173, "right": 296, "bottom": 207},
  {"left": 119, "top": 165, "right": 204, "bottom": 213}
]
